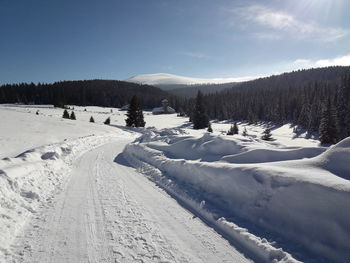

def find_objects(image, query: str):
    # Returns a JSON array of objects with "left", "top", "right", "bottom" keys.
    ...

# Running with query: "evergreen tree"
[
  {"left": 233, "top": 122, "right": 239, "bottom": 134},
  {"left": 70, "top": 111, "right": 76, "bottom": 120},
  {"left": 336, "top": 74, "right": 350, "bottom": 139},
  {"left": 319, "top": 99, "right": 338, "bottom": 144},
  {"left": 227, "top": 125, "right": 235, "bottom": 135},
  {"left": 126, "top": 95, "right": 146, "bottom": 127},
  {"left": 192, "top": 91, "right": 209, "bottom": 129},
  {"left": 207, "top": 122, "right": 213, "bottom": 133},
  {"left": 62, "top": 109, "right": 70, "bottom": 119},
  {"left": 90, "top": 116, "right": 95, "bottom": 123},
  {"left": 261, "top": 128, "right": 274, "bottom": 141},
  {"left": 136, "top": 108, "right": 145, "bottom": 127},
  {"left": 242, "top": 127, "right": 248, "bottom": 136},
  {"left": 104, "top": 117, "right": 111, "bottom": 125}
]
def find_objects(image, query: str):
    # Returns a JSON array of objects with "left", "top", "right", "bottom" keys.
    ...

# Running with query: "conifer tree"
[
  {"left": 227, "top": 125, "right": 234, "bottom": 135},
  {"left": 261, "top": 128, "right": 274, "bottom": 141},
  {"left": 136, "top": 108, "right": 145, "bottom": 127},
  {"left": 90, "top": 116, "right": 95, "bottom": 123},
  {"left": 233, "top": 122, "right": 239, "bottom": 134},
  {"left": 192, "top": 91, "right": 209, "bottom": 129},
  {"left": 319, "top": 99, "right": 338, "bottom": 144},
  {"left": 336, "top": 74, "right": 350, "bottom": 139},
  {"left": 62, "top": 109, "right": 70, "bottom": 119},
  {"left": 104, "top": 117, "right": 111, "bottom": 125},
  {"left": 242, "top": 127, "right": 248, "bottom": 136},
  {"left": 126, "top": 95, "right": 145, "bottom": 127},
  {"left": 207, "top": 122, "right": 213, "bottom": 133},
  {"left": 70, "top": 111, "right": 76, "bottom": 120}
]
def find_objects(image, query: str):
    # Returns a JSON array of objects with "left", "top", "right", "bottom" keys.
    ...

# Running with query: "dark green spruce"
[{"left": 125, "top": 95, "right": 145, "bottom": 127}]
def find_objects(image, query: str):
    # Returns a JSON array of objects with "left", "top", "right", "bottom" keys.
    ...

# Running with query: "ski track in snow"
[{"left": 9, "top": 139, "right": 252, "bottom": 263}]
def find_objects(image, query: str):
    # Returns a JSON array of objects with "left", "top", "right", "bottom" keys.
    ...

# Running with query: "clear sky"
[{"left": 1, "top": 0, "right": 350, "bottom": 84}]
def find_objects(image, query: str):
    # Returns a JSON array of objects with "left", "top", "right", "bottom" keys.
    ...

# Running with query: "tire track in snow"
[{"left": 9, "top": 139, "right": 252, "bottom": 263}]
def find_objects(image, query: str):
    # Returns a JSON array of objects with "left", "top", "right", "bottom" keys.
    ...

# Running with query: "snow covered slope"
[
  {"left": 124, "top": 128, "right": 350, "bottom": 263},
  {"left": 0, "top": 105, "right": 186, "bottom": 158},
  {"left": 126, "top": 73, "right": 256, "bottom": 85}
]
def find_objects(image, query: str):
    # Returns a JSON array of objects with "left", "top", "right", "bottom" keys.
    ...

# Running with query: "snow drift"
[{"left": 123, "top": 130, "right": 350, "bottom": 263}]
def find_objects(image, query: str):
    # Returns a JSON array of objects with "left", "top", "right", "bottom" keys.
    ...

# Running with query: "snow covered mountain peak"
[{"left": 126, "top": 73, "right": 256, "bottom": 86}]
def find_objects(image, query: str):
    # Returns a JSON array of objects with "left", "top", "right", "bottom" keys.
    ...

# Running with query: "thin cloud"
[
  {"left": 293, "top": 59, "right": 312, "bottom": 66},
  {"left": 315, "top": 54, "right": 350, "bottom": 67},
  {"left": 179, "top": 51, "right": 212, "bottom": 60},
  {"left": 230, "top": 5, "right": 348, "bottom": 42},
  {"left": 293, "top": 54, "right": 350, "bottom": 68}
]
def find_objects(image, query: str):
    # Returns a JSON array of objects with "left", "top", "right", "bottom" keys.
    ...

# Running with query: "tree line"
[
  {"left": 187, "top": 66, "right": 350, "bottom": 144},
  {"left": 0, "top": 79, "right": 184, "bottom": 110},
  {"left": 2, "top": 67, "right": 350, "bottom": 144}
]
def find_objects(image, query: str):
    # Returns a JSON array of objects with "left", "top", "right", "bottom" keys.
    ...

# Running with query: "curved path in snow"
[{"left": 11, "top": 138, "right": 252, "bottom": 263}]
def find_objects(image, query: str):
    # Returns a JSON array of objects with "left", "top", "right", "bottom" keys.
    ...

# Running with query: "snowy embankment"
[
  {"left": 0, "top": 134, "right": 124, "bottom": 258},
  {"left": 123, "top": 129, "right": 350, "bottom": 263}
]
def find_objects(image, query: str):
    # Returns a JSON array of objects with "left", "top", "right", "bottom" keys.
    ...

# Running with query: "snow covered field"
[{"left": 1, "top": 104, "right": 349, "bottom": 263}]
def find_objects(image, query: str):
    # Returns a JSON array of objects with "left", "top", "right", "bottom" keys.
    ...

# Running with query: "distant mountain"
[
  {"left": 126, "top": 73, "right": 256, "bottom": 90},
  {"left": 168, "top": 83, "right": 238, "bottom": 98},
  {"left": 126, "top": 73, "right": 255, "bottom": 97}
]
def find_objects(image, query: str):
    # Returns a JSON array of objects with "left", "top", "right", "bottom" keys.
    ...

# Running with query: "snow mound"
[
  {"left": 145, "top": 133, "right": 248, "bottom": 161},
  {"left": 124, "top": 130, "right": 350, "bottom": 263},
  {"left": 142, "top": 130, "right": 323, "bottom": 163},
  {"left": 314, "top": 137, "right": 350, "bottom": 179},
  {"left": 222, "top": 147, "right": 326, "bottom": 163}
]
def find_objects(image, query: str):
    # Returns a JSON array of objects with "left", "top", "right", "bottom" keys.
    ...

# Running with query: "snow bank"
[
  {"left": 124, "top": 143, "right": 301, "bottom": 263},
  {"left": 0, "top": 135, "right": 120, "bottom": 259},
  {"left": 124, "top": 130, "right": 350, "bottom": 263},
  {"left": 222, "top": 147, "right": 326, "bottom": 163},
  {"left": 145, "top": 133, "right": 250, "bottom": 161},
  {"left": 313, "top": 138, "right": 350, "bottom": 180},
  {"left": 142, "top": 131, "right": 325, "bottom": 163}
]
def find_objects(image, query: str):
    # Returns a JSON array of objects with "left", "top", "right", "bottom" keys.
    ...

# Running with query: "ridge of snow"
[
  {"left": 123, "top": 129, "right": 350, "bottom": 263},
  {"left": 125, "top": 73, "right": 257, "bottom": 85}
]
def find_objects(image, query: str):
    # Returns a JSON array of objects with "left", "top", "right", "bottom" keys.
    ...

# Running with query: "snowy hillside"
[
  {"left": 1, "top": 104, "right": 349, "bottom": 263},
  {"left": 126, "top": 73, "right": 256, "bottom": 86}
]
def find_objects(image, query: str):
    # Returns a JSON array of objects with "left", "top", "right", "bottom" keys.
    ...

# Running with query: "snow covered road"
[{"left": 10, "top": 138, "right": 252, "bottom": 263}]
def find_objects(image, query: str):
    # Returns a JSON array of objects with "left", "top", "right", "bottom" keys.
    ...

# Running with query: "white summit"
[{"left": 126, "top": 73, "right": 256, "bottom": 86}]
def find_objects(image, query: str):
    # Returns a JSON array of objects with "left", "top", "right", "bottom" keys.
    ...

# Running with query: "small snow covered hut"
[{"left": 152, "top": 99, "right": 175, "bottom": 115}]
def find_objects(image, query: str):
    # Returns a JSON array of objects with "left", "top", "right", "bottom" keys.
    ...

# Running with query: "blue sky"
[{"left": 1, "top": 0, "right": 350, "bottom": 84}]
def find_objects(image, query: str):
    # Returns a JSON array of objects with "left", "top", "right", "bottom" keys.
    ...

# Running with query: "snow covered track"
[
  {"left": 0, "top": 134, "right": 125, "bottom": 260},
  {"left": 5, "top": 139, "right": 252, "bottom": 263}
]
